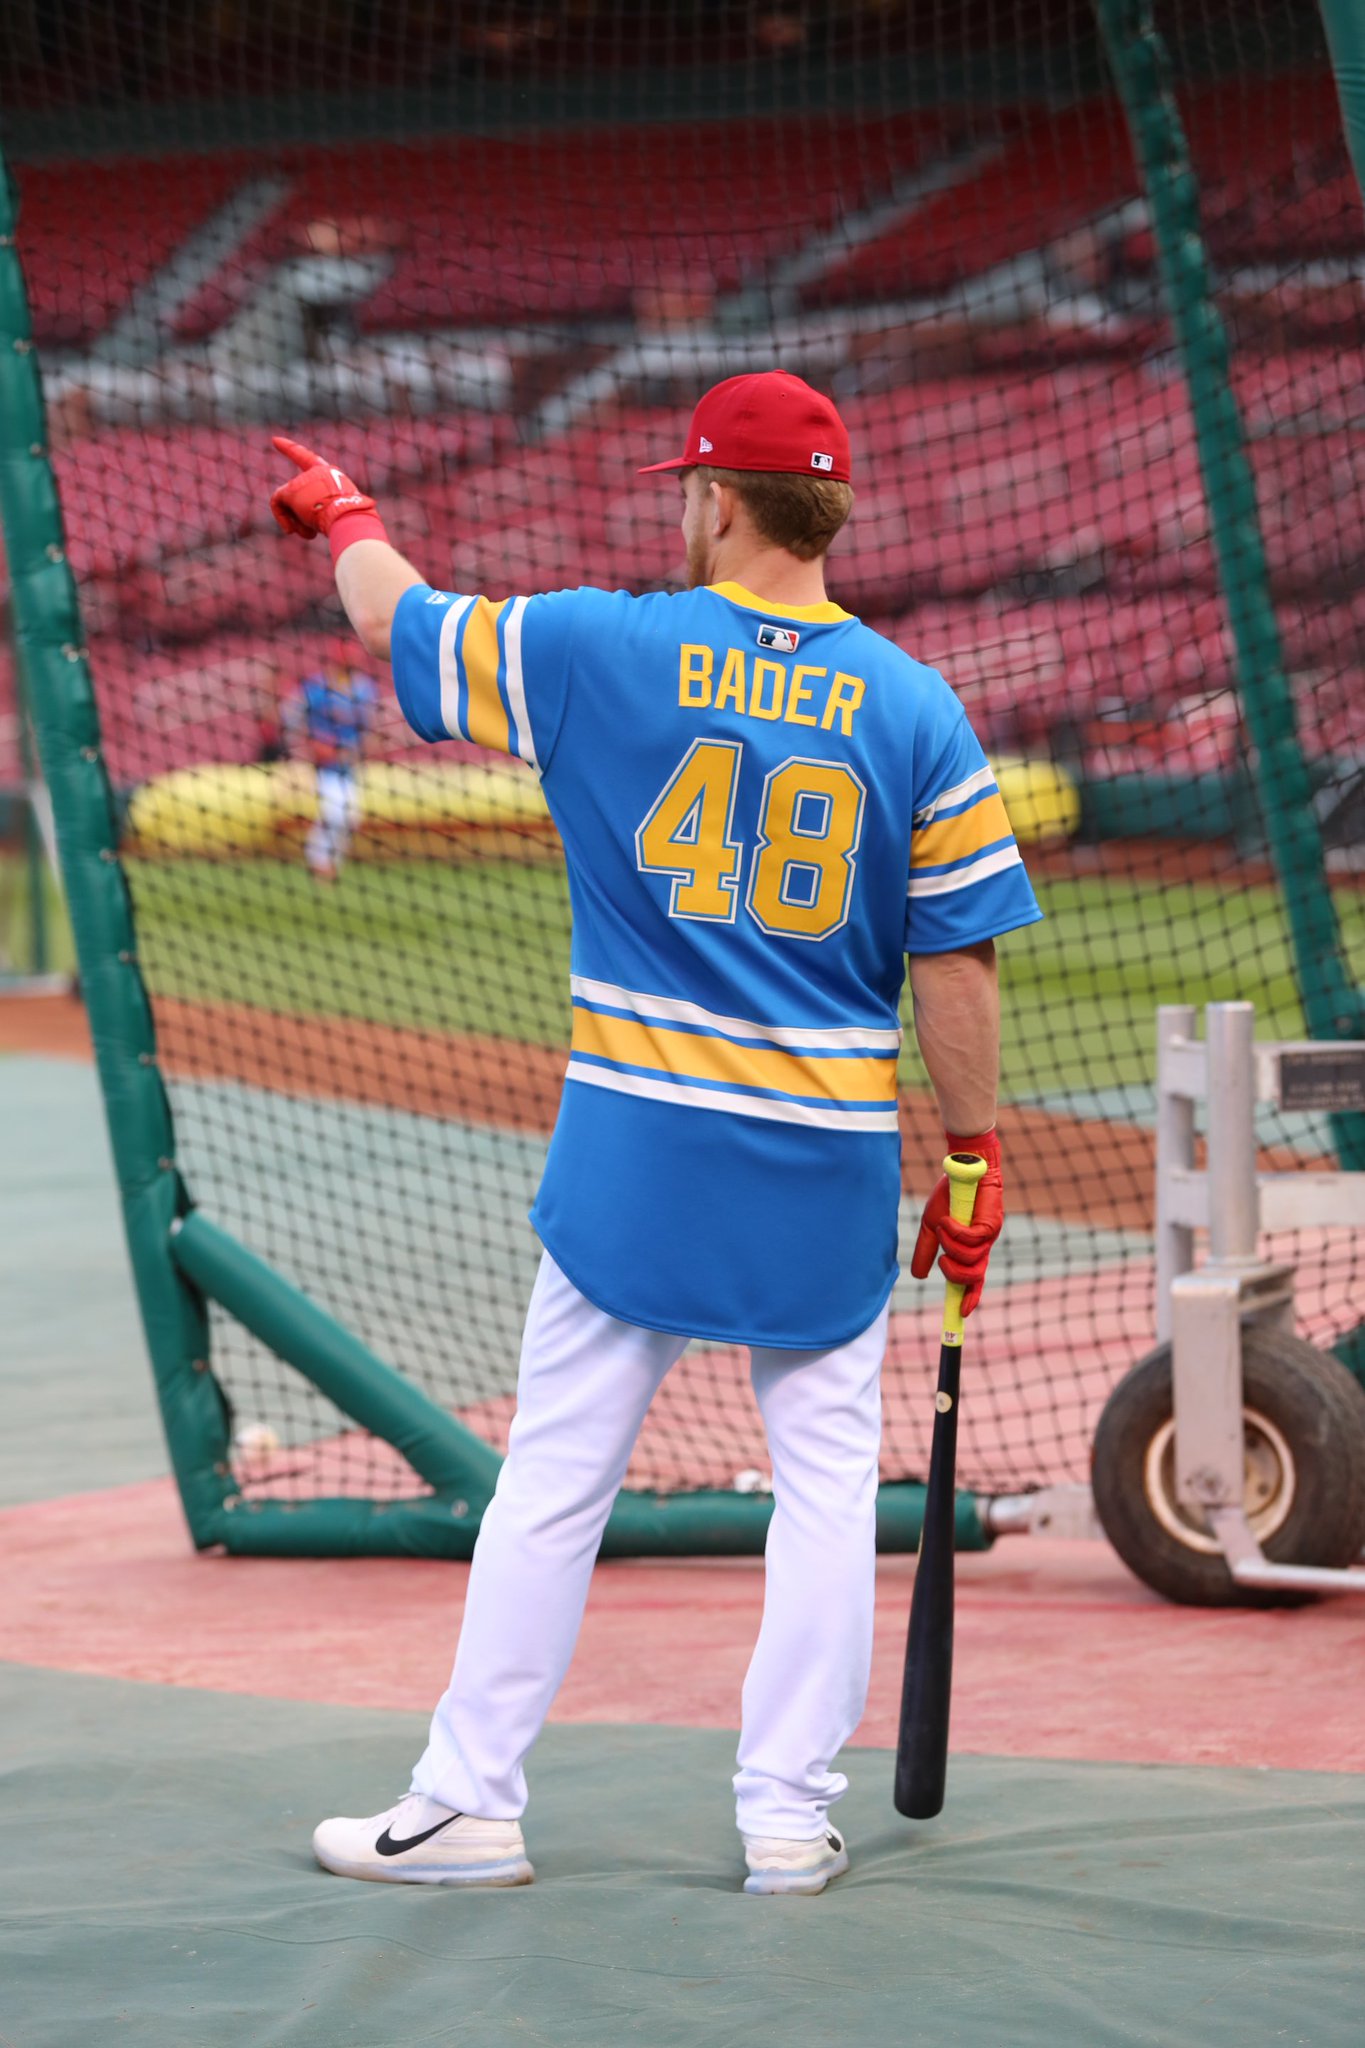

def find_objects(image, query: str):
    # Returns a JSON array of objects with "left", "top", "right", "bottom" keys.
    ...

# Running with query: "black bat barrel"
[{"left": 893, "top": 1335, "right": 962, "bottom": 1818}]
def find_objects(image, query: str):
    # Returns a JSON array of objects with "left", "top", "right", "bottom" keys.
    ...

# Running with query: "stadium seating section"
[{"left": 4, "top": 76, "right": 1362, "bottom": 790}]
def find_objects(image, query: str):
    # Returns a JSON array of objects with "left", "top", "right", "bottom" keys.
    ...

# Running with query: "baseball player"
[
  {"left": 281, "top": 655, "right": 377, "bottom": 880},
  {"left": 268, "top": 371, "right": 1041, "bottom": 1896}
]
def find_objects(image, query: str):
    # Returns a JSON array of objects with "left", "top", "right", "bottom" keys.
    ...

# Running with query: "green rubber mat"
[{"left": 2, "top": 1665, "right": 1362, "bottom": 2047}]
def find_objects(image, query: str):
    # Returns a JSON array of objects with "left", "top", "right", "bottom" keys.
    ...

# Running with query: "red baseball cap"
[{"left": 638, "top": 370, "right": 852, "bottom": 483}]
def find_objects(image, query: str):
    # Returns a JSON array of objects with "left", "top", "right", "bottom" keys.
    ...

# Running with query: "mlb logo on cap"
[{"left": 810, "top": 451, "right": 834, "bottom": 472}]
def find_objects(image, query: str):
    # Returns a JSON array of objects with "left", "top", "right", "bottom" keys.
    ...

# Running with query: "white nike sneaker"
[
  {"left": 313, "top": 1793, "right": 534, "bottom": 1887},
  {"left": 742, "top": 1827, "right": 850, "bottom": 1896}
]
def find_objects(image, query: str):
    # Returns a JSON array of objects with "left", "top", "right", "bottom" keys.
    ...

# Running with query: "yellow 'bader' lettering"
[
  {"left": 786, "top": 666, "right": 821, "bottom": 727},
  {"left": 677, "top": 646, "right": 866, "bottom": 735},
  {"left": 821, "top": 672, "right": 865, "bottom": 736},
  {"left": 679, "top": 644, "right": 713, "bottom": 707},
  {"left": 750, "top": 659, "right": 785, "bottom": 721},
  {"left": 715, "top": 648, "right": 746, "bottom": 714}
]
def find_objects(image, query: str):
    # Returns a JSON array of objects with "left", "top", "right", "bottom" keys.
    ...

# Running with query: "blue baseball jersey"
[
  {"left": 392, "top": 578, "right": 1041, "bottom": 1348},
  {"left": 299, "top": 670, "right": 377, "bottom": 766}
]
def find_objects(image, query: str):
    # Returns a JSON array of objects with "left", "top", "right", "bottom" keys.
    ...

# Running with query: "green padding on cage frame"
[
  {"left": 0, "top": 138, "right": 232, "bottom": 1547},
  {"left": 212, "top": 1481, "right": 990, "bottom": 1560},
  {"left": 170, "top": 1209, "right": 503, "bottom": 1505},
  {"left": 172, "top": 1211, "right": 992, "bottom": 1559},
  {"left": 1321, "top": 1, "right": 1365, "bottom": 197}
]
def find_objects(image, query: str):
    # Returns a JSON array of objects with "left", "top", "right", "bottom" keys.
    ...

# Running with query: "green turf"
[
  {"left": 128, "top": 853, "right": 575, "bottom": 1044},
  {"left": 993, "top": 872, "right": 1365, "bottom": 1095},
  {"left": 0, "top": 849, "right": 75, "bottom": 979},
  {"left": 123, "top": 854, "right": 1365, "bottom": 1099}
]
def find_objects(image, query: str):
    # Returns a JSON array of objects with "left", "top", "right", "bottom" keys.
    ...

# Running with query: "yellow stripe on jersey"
[
  {"left": 460, "top": 597, "right": 512, "bottom": 753},
  {"left": 911, "top": 790, "right": 1013, "bottom": 870},
  {"left": 708, "top": 580, "right": 853, "bottom": 624},
  {"left": 571, "top": 1007, "right": 898, "bottom": 1105}
]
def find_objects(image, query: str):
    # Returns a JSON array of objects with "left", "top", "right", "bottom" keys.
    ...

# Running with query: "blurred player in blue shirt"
[{"left": 282, "top": 657, "right": 377, "bottom": 880}]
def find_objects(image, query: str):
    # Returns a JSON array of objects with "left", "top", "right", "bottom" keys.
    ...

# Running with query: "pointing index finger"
[{"left": 271, "top": 433, "right": 322, "bottom": 472}]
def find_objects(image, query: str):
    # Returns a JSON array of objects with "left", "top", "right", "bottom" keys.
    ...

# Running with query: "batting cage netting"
[{"left": 2, "top": 0, "right": 1363, "bottom": 1540}]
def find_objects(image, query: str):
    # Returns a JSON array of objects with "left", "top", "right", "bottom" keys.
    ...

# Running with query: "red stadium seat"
[
  {"left": 13, "top": 155, "right": 248, "bottom": 349},
  {"left": 165, "top": 115, "right": 946, "bottom": 343}
]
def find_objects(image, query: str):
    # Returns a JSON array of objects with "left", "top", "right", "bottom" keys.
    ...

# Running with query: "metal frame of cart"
[{"left": 989, "top": 1002, "right": 1365, "bottom": 1598}]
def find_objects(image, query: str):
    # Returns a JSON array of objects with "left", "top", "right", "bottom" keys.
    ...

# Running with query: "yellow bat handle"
[{"left": 941, "top": 1151, "right": 989, "bottom": 1347}]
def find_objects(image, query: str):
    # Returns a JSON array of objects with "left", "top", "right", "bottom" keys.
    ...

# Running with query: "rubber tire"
[{"left": 1092, "top": 1328, "right": 1365, "bottom": 1607}]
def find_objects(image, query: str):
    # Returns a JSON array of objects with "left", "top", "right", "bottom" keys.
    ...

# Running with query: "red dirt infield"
[
  {"left": 7, "top": 989, "right": 1363, "bottom": 1778},
  {"left": 1, "top": 989, "right": 1167, "bottom": 1230},
  {"left": 3, "top": 1475, "right": 1364, "bottom": 1774}
]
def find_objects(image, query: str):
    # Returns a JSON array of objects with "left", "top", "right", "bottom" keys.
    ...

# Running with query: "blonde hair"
[{"left": 696, "top": 465, "right": 853, "bottom": 561}]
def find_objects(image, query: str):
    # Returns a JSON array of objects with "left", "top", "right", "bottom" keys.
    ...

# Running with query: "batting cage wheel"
[{"left": 1092, "top": 1331, "right": 1365, "bottom": 1609}]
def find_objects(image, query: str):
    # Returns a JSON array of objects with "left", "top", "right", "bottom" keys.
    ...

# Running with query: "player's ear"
[{"left": 708, "top": 479, "right": 734, "bottom": 536}]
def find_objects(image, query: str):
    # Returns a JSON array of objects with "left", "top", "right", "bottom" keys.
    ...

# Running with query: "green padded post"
[
  {"left": 1320, "top": 2, "right": 1365, "bottom": 193},
  {"left": 214, "top": 1480, "right": 991, "bottom": 1561},
  {"left": 16, "top": 659, "right": 49, "bottom": 976},
  {"left": 601, "top": 1481, "right": 992, "bottom": 1559},
  {"left": 170, "top": 1209, "right": 503, "bottom": 1504},
  {"left": 169, "top": 1210, "right": 994, "bottom": 1555},
  {"left": 0, "top": 138, "right": 233, "bottom": 1545},
  {"left": 1095, "top": 0, "right": 1365, "bottom": 1177}
]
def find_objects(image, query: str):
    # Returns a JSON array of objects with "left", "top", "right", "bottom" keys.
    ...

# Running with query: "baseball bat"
[{"left": 893, "top": 1149, "right": 989, "bottom": 1820}]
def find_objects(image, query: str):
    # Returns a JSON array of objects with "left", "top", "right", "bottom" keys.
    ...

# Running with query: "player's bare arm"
[
  {"left": 335, "top": 540, "right": 423, "bottom": 661},
  {"left": 908, "top": 940, "right": 999, "bottom": 1136}
]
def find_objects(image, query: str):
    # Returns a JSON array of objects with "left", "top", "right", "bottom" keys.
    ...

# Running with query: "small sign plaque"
[{"left": 1277, "top": 1047, "right": 1365, "bottom": 1113}]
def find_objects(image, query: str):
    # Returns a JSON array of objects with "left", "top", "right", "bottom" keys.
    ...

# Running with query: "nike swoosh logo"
[{"left": 375, "top": 1813, "right": 464, "bottom": 1856}]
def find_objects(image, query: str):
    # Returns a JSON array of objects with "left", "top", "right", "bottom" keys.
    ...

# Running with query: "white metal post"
[
  {"left": 1171, "top": 1004, "right": 1258, "bottom": 1517},
  {"left": 1204, "top": 1002, "right": 1260, "bottom": 1264},
  {"left": 1155, "top": 1004, "right": 1197, "bottom": 1344}
]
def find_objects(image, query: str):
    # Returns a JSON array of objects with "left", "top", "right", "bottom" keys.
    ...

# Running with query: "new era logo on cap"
[
  {"left": 699, "top": 436, "right": 713, "bottom": 453},
  {"left": 810, "top": 451, "right": 834, "bottom": 472}
]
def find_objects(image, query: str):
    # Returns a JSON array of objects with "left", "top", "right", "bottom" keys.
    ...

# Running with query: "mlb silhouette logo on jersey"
[{"left": 757, "top": 622, "right": 800, "bottom": 653}]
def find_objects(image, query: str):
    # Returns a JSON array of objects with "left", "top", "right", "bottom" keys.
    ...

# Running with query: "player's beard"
[{"left": 685, "top": 523, "right": 712, "bottom": 590}]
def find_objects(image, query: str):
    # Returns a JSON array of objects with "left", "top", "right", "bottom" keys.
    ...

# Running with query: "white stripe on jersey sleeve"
[
  {"left": 912, "top": 762, "right": 997, "bottom": 826},
  {"left": 502, "top": 595, "right": 538, "bottom": 772},
  {"left": 907, "top": 842, "right": 1024, "bottom": 899},
  {"left": 569, "top": 975, "right": 902, "bottom": 1053},
  {"left": 437, "top": 595, "right": 477, "bottom": 740},
  {"left": 564, "top": 1060, "right": 901, "bottom": 1132}
]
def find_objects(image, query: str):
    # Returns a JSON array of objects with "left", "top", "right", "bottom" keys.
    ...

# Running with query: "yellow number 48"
[{"left": 637, "top": 742, "right": 864, "bottom": 941}]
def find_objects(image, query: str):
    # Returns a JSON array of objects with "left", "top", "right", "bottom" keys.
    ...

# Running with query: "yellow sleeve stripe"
[
  {"left": 572, "top": 1007, "right": 898, "bottom": 1105},
  {"left": 911, "top": 790, "right": 1013, "bottom": 871},
  {"left": 460, "top": 597, "right": 512, "bottom": 753}
]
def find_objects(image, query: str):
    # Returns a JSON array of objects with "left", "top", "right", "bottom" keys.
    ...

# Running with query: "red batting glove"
[
  {"left": 910, "top": 1128, "right": 1004, "bottom": 1318},
  {"left": 268, "top": 435, "right": 389, "bottom": 562}
]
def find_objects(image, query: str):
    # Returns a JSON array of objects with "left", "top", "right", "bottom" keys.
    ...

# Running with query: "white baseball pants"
[
  {"left": 306, "top": 765, "right": 360, "bottom": 873},
  {"left": 411, "top": 1250, "right": 887, "bottom": 1840}
]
